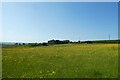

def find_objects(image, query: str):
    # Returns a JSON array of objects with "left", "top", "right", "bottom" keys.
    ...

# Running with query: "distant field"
[{"left": 2, "top": 44, "right": 118, "bottom": 78}]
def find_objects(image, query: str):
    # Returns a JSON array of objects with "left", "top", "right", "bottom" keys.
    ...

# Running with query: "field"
[{"left": 2, "top": 44, "right": 118, "bottom": 78}]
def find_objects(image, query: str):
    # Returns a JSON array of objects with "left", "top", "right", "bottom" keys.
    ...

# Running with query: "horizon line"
[{"left": 1, "top": 38, "right": 119, "bottom": 43}]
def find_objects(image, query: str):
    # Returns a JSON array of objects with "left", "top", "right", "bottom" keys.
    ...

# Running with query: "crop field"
[{"left": 2, "top": 44, "right": 118, "bottom": 78}]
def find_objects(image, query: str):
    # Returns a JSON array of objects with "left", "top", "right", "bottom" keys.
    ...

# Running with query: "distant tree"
[
  {"left": 85, "top": 41, "right": 93, "bottom": 44},
  {"left": 78, "top": 40, "right": 81, "bottom": 43},
  {"left": 63, "top": 40, "right": 70, "bottom": 44},
  {"left": 18, "top": 43, "right": 21, "bottom": 45},
  {"left": 48, "top": 40, "right": 55, "bottom": 44},
  {"left": 48, "top": 39, "right": 70, "bottom": 44},
  {"left": 42, "top": 43, "right": 48, "bottom": 46},
  {"left": 56, "top": 40, "right": 61, "bottom": 44},
  {"left": 38, "top": 43, "right": 42, "bottom": 46},
  {"left": 15, "top": 43, "right": 18, "bottom": 45},
  {"left": 34, "top": 43, "right": 38, "bottom": 46},
  {"left": 22, "top": 43, "right": 25, "bottom": 45}
]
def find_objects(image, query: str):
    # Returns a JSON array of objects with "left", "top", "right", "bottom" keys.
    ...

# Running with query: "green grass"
[{"left": 2, "top": 44, "right": 118, "bottom": 78}]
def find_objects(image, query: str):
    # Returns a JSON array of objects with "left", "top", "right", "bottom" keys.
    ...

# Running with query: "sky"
[
  {"left": 1, "top": 0, "right": 120, "bottom": 2},
  {"left": 2, "top": 2, "right": 118, "bottom": 43}
]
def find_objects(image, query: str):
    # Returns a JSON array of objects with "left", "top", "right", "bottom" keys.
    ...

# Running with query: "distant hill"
[{"left": 1, "top": 42, "right": 23, "bottom": 45}]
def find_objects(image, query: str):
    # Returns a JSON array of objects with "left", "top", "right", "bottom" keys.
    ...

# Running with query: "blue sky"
[{"left": 2, "top": 2, "right": 118, "bottom": 43}]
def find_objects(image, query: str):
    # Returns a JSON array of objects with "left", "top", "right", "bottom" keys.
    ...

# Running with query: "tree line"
[{"left": 14, "top": 39, "right": 120, "bottom": 47}]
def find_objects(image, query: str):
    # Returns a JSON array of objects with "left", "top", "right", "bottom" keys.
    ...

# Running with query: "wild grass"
[{"left": 2, "top": 44, "right": 118, "bottom": 78}]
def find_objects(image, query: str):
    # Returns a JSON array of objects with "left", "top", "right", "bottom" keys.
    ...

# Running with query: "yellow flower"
[{"left": 52, "top": 71, "right": 55, "bottom": 74}]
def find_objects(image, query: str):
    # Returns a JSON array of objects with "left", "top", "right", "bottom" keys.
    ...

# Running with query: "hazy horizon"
[{"left": 2, "top": 2, "right": 118, "bottom": 43}]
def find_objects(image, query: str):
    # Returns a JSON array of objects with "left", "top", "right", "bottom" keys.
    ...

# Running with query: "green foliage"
[
  {"left": 27, "top": 43, "right": 48, "bottom": 47},
  {"left": 92, "top": 40, "right": 119, "bottom": 44},
  {"left": 2, "top": 44, "right": 118, "bottom": 78}
]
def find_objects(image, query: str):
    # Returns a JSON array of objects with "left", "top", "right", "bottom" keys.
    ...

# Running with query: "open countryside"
[
  {"left": 2, "top": 41, "right": 119, "bottom": 78},
  {"left": 2, "top": 2, "right": 118, "bottom": 78}
]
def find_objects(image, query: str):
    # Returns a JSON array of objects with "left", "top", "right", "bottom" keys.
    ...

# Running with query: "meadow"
[{"left": 2, "top": 44, "right": 118, "bottom": 78}]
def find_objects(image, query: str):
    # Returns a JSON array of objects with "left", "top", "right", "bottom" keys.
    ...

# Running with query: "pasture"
[{"left": 2, "top": 44, "right": 118, "bottom": 78}]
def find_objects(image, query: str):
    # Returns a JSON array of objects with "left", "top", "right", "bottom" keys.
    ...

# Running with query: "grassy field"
[{"left": 2, "top": 44, "right": 118, "bottom": 78}]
